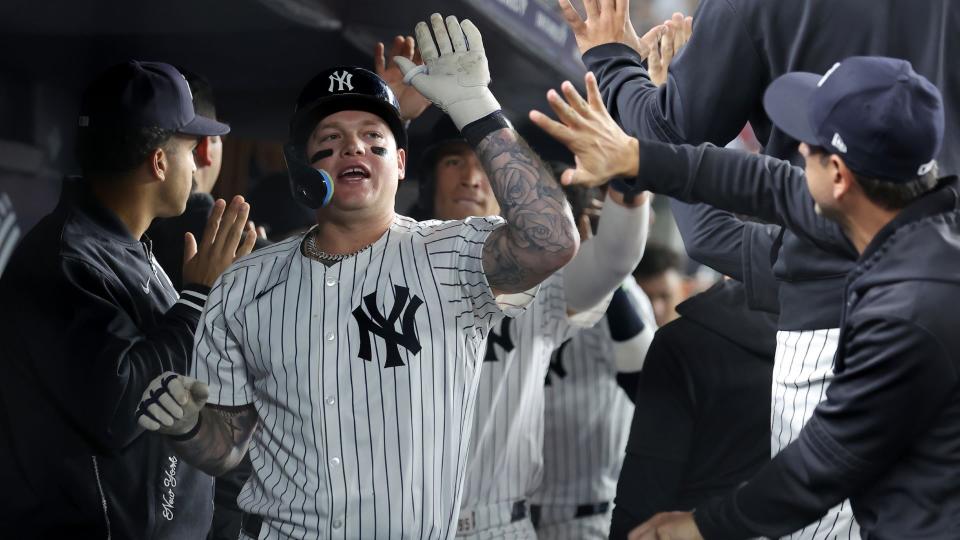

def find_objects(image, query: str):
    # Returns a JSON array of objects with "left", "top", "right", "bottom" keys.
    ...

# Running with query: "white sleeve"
[
  {"left": 190, "top": 271, "right": 254, "bottom": 407},
  {"left": 563, "top": 197, "right": 650, "bottom": 313}
]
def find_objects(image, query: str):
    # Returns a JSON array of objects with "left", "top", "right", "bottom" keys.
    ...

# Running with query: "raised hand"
[
  {"left": 395, "top": 13, "right": 500, "bottom": 129},
  {"left": 530, "top": 72, "right": 639, "bottom": 188},
  {"left": 644, "top": 13, "right": 693, "bottom": 86},
  {"left": 558, "top": 0, "right": 632, "bottom": 55},
  {"left": 136, "top": 372, "right": 209, "bottom": 436},
  {"left": 374, "top": 35, "right": 432, "bottom": 122},
  {"left": 628, "top": 511, "right": 703, "bottom": 540},
  {"left": 182, "top": 195, "right": 257, "bottom": 288}
]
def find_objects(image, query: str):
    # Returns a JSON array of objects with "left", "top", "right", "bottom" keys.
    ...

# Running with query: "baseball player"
[
  {"left": 136, "top": 14, "right": 579, "bottom": 539},
  {"left": 411, "top": 112, "right": 651, "bottom": 538}
]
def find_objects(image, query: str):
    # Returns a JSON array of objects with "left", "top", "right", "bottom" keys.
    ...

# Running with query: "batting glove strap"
[{"left": 168, "top": 412, "right": 202, "bottom": 442}]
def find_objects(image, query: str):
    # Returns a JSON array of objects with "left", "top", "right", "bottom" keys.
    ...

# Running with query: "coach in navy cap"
[
  {"left": 535, "top": 55, "right": 960, "bottom": 539},
  {"left": 0, "top": 60, "right": 256, "bottom": 537}
]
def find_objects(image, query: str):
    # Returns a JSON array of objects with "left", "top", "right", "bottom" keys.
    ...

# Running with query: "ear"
[
  {"left": 396, "top": 147, "right": 407, "bottom": 181},
  {"left": 194, "top": 136, "right": 213, "bottom": 167},
  {"left": 150, "top": 147, "right": 167, "bottom": 182},
  {"left": 832, "top": 155, "right": 855, "bottom": 200}
]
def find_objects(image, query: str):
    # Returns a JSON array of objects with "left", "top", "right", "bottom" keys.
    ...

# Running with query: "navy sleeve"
[
  {"left": 669, "top": 199, "right": 745, "bottom": 280},
  {"left": 637, "top": 141, "right": 856, "bottom": 259},
  {"left": 612, "top": 327, "right": 694, "bottom": 534},
  {"left": 583, "top": 0, "right": 767, "bottom": 147},
  {"left": 48, "top": 258, "right": 208, "bottom": 452},
  {"left": 694, "top": 317, "right": 957, "bottom": 538}
]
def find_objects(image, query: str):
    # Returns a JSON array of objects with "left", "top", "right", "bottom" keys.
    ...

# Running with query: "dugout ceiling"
[{"left": 0, "top": 0, "right": 582, "bottom": 159}]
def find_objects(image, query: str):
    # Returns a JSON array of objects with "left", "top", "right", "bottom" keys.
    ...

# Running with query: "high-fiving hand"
[
  {"left": 529, "top": 72, "right": 638, "bottom": 188},
  {"left": 394, "top": 13, "right": 500, "bottom": 129},
  {"left": 374, "top": 35, "right": 432, "bottom": 122},
  {"left": 643, "top": 12, "right": 693, "bottom": 86},
  {"left": 559, "top": 0, "right": 634, "bottom": 56},
  {"left": 182, "top": 195, "right": 257, "bottom": 288}
]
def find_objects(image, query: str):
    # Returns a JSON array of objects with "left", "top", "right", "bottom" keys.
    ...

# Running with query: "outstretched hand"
[
  {"left": 530, "top": 72, "right": 638, "bottom": 188},
  {"left": 642, "top": 12, "right": 693, "bottom": 86},
  {"left": 558, "top": 0, "right": 633, "bottom": 55},
  {"left": 374, "top": 35, "right": 432, "bottom": 122}
]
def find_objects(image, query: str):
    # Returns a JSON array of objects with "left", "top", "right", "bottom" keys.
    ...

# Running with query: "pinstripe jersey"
[
  {"left": 533, "top": 279, "right": 653, "bottom": 508},
  {"left": 457, "top": 269, "right": 606, "bottom": 529},
  {"left": 772, "top": 329, "right": 860, "bottom": 539},
  {"left": 0, "top": 193, "right": 20, "bottom": 275},
  {"left": 192, "top": 214, "right": 531, "bottom": 539}
]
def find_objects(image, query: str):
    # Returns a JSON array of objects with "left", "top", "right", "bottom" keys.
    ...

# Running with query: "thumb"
[
  {"left": 393, "top": 56, "right": 419, "bottom": 79},
  {"left": 186, "top": 379, "right": 210, "bottom": 406},
  {"left": 183, "top": 232, "right": 198, "bottom": 265}
]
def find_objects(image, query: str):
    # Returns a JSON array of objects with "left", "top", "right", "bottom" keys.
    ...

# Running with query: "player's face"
[
  {"left": 431, "top": 143, "right": 500, "bottom": 220},
  {"left": 636, "top": 269, "right": 683, "bottom": 327},
  {"left": 306, "top": 110, "right": 405, "bottom": 214},
  {"left": 156, "top": 135, "right": 199, "bottom": 218}
]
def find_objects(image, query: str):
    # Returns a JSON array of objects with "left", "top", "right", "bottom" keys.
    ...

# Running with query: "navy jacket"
[
  {"left": 584, "top": 0, "right": 959, "bottom": 330},
  {"left": 635, "top": 142, "right": 960, "bottom": 537},
  {"left": 0, "top": 179, "right": 214, "bottom": 539}
]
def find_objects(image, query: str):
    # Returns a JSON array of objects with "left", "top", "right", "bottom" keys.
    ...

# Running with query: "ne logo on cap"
[
  {"left": 818, "top": 62, "right": 841, "bottom": 87},
  {"left": 328, "top": 71, "right": 354, "bottom": 93}
]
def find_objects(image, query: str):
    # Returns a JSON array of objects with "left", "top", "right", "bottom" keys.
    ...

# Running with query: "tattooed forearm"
[
  {"left": 169, "top": 404, "right": 258, "bottom": 477},
  {"left": 477, "top": 128, "right": 579, "bottom": 294}
]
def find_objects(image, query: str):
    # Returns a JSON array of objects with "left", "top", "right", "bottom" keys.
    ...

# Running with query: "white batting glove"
[
  {"left": 136, "top": 372, "right": 209, "bottom": 436},
  {"left": 395, "top": 13, "right": 501, "bottom": 129}
]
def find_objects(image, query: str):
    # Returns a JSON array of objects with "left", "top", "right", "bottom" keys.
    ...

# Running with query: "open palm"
[{"left": 375, "top": 35, "right": 431, "bottom": 122}]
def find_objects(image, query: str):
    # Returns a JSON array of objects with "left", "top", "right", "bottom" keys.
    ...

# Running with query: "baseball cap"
[
  {"left": 763, "top": 56, "right": 943, "bottom": 182},
  {"left": 79, "top": 60, "right": 230, "bottom": 137}
]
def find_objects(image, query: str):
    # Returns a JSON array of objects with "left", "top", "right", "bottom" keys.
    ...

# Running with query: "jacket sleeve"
[
  {"left": 582, "top": 0, "right": 767, "bottom": 146},
  {"left": 693, "top": 317, "right": 957, "bottom": 538},
  {"left": 669, "top": 199, "right": 745, "bottom": 280},
  {"left": 49, "top": 257, "right": 207, "bottom": 452},
  {"left": 638, "top": 140, "right": 857, "bottom": 259}
]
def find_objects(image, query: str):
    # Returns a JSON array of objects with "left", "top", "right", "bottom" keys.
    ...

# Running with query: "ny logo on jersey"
[
  {"left": 352, "top": 285, "right": 423, "bottom": 368},
  {"left": 483, "top": 318, "right": 514, "bottom": 362},
  {"left": 328, "top": 71, "right": 354, "bottom": 92},
  {"left": 544, "top": 339, "right": 571, "bottom": 386}
]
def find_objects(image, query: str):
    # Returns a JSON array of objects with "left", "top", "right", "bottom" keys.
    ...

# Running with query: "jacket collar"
[
  {"left": 60, "top": 177, "right": 140, "bottom": 246},
  {"left": 859, "top": 176, "right": 960, "bottom": 263}
]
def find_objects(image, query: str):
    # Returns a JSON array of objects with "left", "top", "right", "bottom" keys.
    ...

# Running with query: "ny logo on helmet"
[{"left": 328, "top": 71, "right": 354, "bottom": 93}]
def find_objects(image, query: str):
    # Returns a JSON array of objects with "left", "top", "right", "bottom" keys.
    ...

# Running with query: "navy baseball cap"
[
  {"left": 79, "top": 60, "right": 230, "bottom": 137},
  {"left": 763, "top": 56, "right": 943, "bottom": 182}
]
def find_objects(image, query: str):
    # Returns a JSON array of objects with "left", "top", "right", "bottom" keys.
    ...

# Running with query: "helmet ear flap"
[{"left": 284, "top": 143, "right": 334, "bottom": 209}]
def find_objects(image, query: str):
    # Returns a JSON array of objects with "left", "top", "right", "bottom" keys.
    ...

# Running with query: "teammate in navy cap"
[
  {"left": 539, "top": 54, "right": 960, "bottom": 539},
  {"left": 0, "top": 60, "right": 255, "bottom": 538}
]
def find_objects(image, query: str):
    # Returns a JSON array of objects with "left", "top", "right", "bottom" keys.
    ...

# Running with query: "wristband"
[
  {"left": 609, "top": 177, "right": 643, "bottom": 205},
  {"left": 168, "top": 413, "right": 202, "bottom": 442},
  {"left": 461, "top": 111, "right": 512, "bottom": 148}
]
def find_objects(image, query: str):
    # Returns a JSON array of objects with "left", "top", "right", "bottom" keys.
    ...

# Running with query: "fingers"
[
  {"left": 683, "top": 16, "right": 693, "bottom": 43},
  {"left": 558, "top": 0, "right": 586, "bottom": 32},
  {"left": 672, "top": 14, "right": 687, "bottom": 53},
  {"left": 583, "top": 0, "right": 599, "bottom": 19},
  {"left": 138, "top": 412, "right": 161, "bottom": 431},
  {"left": 393, "top": 56, "right": 418, "bottom": 78},
  {"left": 639, "top": 23, "right": 663, "bottom": 53},
  {"left": 660, "top": 24, "right": 676, "bottom": 67},
  {"left": 546, "top": 88, "right": 584, "bottom": 128},
  {"left": 200, "top": 198, "right": 226, "bottom": 250},
  {"left": 529, "top": 109, "right": 574, "bottom": 145},
  {"left": 217, "top": 198, "right": 251, "bottom": 260},
  {"left": 614, "top": 0, "right": 629, "bottom": 20},
  {"left": 406, "top": 36, "right": 421, "bottom": 63},
  {"left": 560, "top": 80, "right": 590, "bottom": 115},
  {"left": 446, "top": 15, "right": 467, "bottom": 52},
  {"left": 157, "top": 391, "right": 184, "bottom": 420},
  {"left": 561, "top": 168, "right": 577, "bottom": 186},
  {"left": 577, "top": 214, "right": 593, "bottom": 241},
  {"left": 460, "top": 19, "right": 484, "bottom": 52},
  {"left": 374, "top": 42, "right": 386, "bottom": 75},
  {"left": 415, "top": 21, "right": 438, "bottom": 64},
  {"left": 430, "top": 13, "right": 453, "bottom": 55},
  {"left": 237, "top": 221, "right": 258, "bottom": 258},
  {"left": 584, "top": 72, "right": 605, "bottom": 110},
  {"left": 185, "top": 378, "right": 210, "bottom": 406},
  {"left": 183, "top": 232, "right": 197, "bottom": 267},
  {"left": 256, "top": 225, "right": 268, "bottom": 240}
]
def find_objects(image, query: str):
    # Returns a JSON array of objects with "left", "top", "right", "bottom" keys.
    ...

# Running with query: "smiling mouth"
[{"left": 337, "top": 167, "right": 371, "bottom": 182}]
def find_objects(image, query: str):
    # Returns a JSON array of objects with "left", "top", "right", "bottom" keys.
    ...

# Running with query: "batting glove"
[
  {"left": 136, "top": 372, "right": 209, "bottom": 436},
  {"left": 395, "top": 13, "right": 501, "bottom": 130}
]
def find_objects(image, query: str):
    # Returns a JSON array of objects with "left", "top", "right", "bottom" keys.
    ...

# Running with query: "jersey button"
[
  {"left": 325, "top": 332, "right": 336, "bottom": 341},
  {"left": 330, "top": 456, "right": 341, "bottom": 467},
  {"left": 332, "top": 519, "right": 343, "bottom": 530},
  {"left": 325, "top": 396, "right": 335, "bottom": 406},
  {"left": 325, "top": 276, "right": 337, "bottom": 287}
]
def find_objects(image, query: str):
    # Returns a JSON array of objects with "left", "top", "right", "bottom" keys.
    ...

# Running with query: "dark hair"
[
  {"left": 176, "top": 66, "right": 217, "bottom": 120},
  {"left": 76, "top": 125, "right": 175, "bottom": 176},
  {"left": 807, "top": 146, "right": 939, "bottom": 210},
  {"left": 633, "top": 243, "right": 683, "bottom": 281}
]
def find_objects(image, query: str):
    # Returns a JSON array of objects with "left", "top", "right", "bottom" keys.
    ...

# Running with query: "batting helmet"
[{"left": 284, "top": 66, "right": 407, "bottom": 209}]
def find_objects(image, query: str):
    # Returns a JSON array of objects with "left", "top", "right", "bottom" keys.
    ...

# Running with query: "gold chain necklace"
[{"left": 301, "top": 229, "right": 373, "bottom": 262}]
